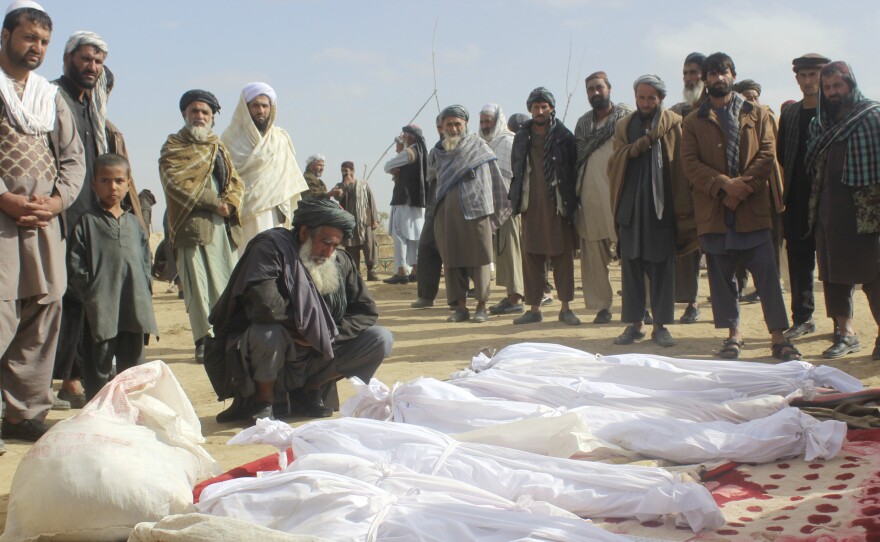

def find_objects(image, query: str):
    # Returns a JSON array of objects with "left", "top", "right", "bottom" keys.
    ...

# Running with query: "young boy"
[{"left": 68, "top": 153, "right": 158, "bottom": 400}]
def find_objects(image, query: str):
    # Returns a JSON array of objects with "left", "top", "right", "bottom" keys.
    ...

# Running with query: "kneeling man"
[{"left": 207, "top": 197, "right": 393, "bottom": 422}]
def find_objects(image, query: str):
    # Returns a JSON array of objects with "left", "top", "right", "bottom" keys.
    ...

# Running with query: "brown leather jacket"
[{"left": 681, "top": 99, "right": 777, "bottom": 236}]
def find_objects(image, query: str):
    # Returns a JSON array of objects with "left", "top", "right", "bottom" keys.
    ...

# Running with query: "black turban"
[
  {"left": 401, "top": 123, "right": 423, "bottom": 138},
  {"left": 440, "top": 104, "right": 469, "bottom": 121},
  {"left": 507, "top": 113, "right": 529, "bottom": 133},
  {"left": 292, "top": 196, "right": 355, "bottom": 238},
  {"left": 341, "top": 161, "right": 355, "bottom": 170},
  {"left": 179, "top": 89, "right": 221, "bottom": 114},
  {"left": 792, "top": 53, "right": 831, "bottom": 73},
  {"left": 526, "top": 87, "right": 555, "bottom": 109}
]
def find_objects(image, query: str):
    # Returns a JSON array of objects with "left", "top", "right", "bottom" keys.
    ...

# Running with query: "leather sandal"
[
  {"left": 719, "top": 338, "right": 744, "bottom": 359},
  {"left": 772, "top": 341, "right": 802, "bottom": 361}
]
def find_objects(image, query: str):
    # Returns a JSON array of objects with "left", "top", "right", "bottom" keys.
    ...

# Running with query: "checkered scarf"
[{"left": 722, "top": 93, "right": 745, "bottom": 176}]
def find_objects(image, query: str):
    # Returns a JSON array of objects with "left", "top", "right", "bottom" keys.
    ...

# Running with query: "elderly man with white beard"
[
  {"left": 159, "top": 90, "right": 244, "bottom": 364},
  {"left": 221, "top": 82, "right": 308, "bottom": 254},
  {"left": 206, "top": 197, "right": 393, "bottom": 423},
  {"left": 433, "top": 105, "right": 511, "bottom": 323}
]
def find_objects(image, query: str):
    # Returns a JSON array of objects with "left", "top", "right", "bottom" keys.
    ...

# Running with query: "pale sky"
[{"left": 30, "top": 0, "right": 880, "bottom": 228}]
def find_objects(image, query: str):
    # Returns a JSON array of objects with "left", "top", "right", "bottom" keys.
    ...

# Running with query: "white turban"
[
  {"left": 306, "top": 154, "right": 326, "bottom": 165},
  {"left": 6, "top": 0, "right": 44, "bottom": 14},
  {"left": 64, "top": 30, "right": 108, "bottom": 56},
  {"left": 243, "top": 82, "right": 276, "bottom": 105}
]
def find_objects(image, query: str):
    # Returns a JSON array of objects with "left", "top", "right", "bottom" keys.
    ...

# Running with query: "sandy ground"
[{"left": 1, "top": 254, "right": 878, "bottom": 532}]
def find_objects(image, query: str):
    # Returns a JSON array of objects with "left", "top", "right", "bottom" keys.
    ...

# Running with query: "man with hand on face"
[
  {"left": 159, "top": 89, "right": 244, "bottom": 365},
  {"left": 806, "top": 61, "right": 880, "bottom": 361},
  {"left": 222, "top": 82, "right": 308, "bottom": 254},
  {"left": 0, "top": 0, "right": 85, "bottom": 446},
  {"left": 304, "top": 154, "right": 338, "bottom": 199},
  {"left": 432, "top": 105, "right": 511, "bottom": 323},
  {"left": 681, "top": 52, "right": 798, "bottom": 362},
  {"left": 208, "top": 197, "right": 393, "bottom": 422},
  {"left": 606, "top": 75, "right": 695, "bottom": 347}
]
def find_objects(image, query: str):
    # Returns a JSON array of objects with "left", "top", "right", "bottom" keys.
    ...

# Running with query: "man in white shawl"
[{"left": 221, "top": 82, "right": 308, "bottom": 254}]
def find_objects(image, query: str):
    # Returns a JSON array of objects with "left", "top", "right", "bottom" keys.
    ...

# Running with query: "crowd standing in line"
[{"left": 1, "top": 0, "right": 879, "bottom": 456}]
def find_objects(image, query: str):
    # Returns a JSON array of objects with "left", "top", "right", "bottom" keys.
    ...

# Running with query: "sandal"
[
  {"left": 719, "top": 338, "right": 744, "bottom": 359},
  {"left": 772, "top": 340, "right": 802, "bottom": 361}
]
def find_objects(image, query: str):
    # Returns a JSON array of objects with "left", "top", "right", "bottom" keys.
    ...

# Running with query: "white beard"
[
  {"left": 186, "top": 121, "right": 214, "bottom": 142},
  {"left": 442, "top": 134, "right": 462, "bottom": 151},
  {"left": 300, "top": 237, "right": 341, "bottom": 295},
  {"left": 683, "top": 81, "right": 705, "bottom": 106}
]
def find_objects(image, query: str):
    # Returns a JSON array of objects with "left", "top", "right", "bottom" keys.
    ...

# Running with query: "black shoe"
[
  {"left": 643, "top": 311, "right": 654, "bottom": 326},
  {"left": 558, "top": 310, "right": 581, "bottom": 325},
  {"left": 410, "top": 298, "right": 434, "bottom": 309},
  {"left": 679, "top": 305, "right": 700, "bottom": 324},
  {"left": 784, "top": 320, "right": 816, "bottom": 340},
  {"left": 592, "top": 309, "right": 612, "bottom": 324},
  {"left": 57, "top": 389, "right": 87, "bottom": 409},
  {"left": 195, "top": 337, "right": 206, "bottom": 364},
  {"left": 2, "top": 418, "right": 48, "bottom": 442},
  {"left": 407, "top": 273, "right": 417, "bottom": 282},
  {"left": 367, "top": 271, "right": 380, "bottom": 282},
  {"left": 303, "top": 389, "right": 334, "bottom": 418},
  {"left": 741, "top": 291, "right": 760, "bottom": 304},
  {"left": 489, "top": 298, "right": 524, "bottom": 315},
  {"left": 383, "top": 274, "right": 409, "bottom": 285},
  {"left": 614, "top": 325, "right": 646, "bottom": 345},
  {"left": 873, "top": 337, "right": 880, "bottom": 361},
  {"left": 652, "top": 327, "right": 676, "bottom": 347},
  {"left": 513, "top": 311, "right": 543, "bottom": 325},
  {"left": 822, "top": 335, "right": 861, "bottom": 359},
  {"left": 216, "top": 396, "right": 253, "bottom": 424}
]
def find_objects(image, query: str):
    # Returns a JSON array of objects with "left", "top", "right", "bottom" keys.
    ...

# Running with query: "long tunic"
[
  {"left": 338, "top": 180, "right": 378, "bottom": 248},
  {"left": 816, "top": 142, "right": 880, "bottom": 285},
  {"left": 522, "top": 132, "right": 574, "bottom": 256},
  {"left": 576, "top": 120, "right": 617, "bottom": 242},
  {"left": 616, "top": 114, "right": 675, "bottom": 263},
  {"left": 67, "top": 205, "right": 158, "bottom": 342},
  {"left": 0, "top": 86, "right": 85, "bottom": 303}
]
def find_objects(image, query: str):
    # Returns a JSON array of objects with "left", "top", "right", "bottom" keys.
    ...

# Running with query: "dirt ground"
[{"left": 1, "top": 254, "right": 878, "bottom": 532}]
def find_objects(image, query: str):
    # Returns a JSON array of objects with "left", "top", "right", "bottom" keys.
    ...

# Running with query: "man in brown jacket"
[
  {"left": 681, "top": 53, "right": 799, "bottom": 361},
  {"left": 607, "top": 75, "right": 696, "bottom": 347}
]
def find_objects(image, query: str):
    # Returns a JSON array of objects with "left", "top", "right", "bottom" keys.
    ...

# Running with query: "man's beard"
[
  {"left": 442, "top": 134, "right": 462, "bottom": 151},
  {"left": 707, "top": 81, "right": 732, "bottom": 98},
  {"left": 252, "top": 116, "right": 269, "bottom": 133},
  {"left": 68, "top": 63, "right": 99, "bottom": 89},
  {"left": 186, "top": 120, "right": 214, "bottom": 142},
  {"left": 638, "top": 106, "right": 657, "bottom": 121},
  {"left": 590, "top": 95, "right": 610, "bottom": 110},
  {"left": 300, "top": 237, "right": 341, "bottom": 295},
  {"left": 683, "top": 81, "right": 704, "bottom": 105},
  {"left": 825, "top": 92, "right": 853, "bottom": 118}
]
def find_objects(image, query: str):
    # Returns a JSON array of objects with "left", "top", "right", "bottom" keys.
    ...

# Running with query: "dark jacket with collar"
[
  {"left": 680, "top": 98, "right": 776, "bottom": 236},
  {"left": 509, "top": 118, "right": 578, "bottom": 219}
]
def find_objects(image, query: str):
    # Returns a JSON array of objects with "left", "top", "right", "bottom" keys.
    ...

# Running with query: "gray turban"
[
  {"left": 64, "top": 30, "right": 108, "bottom": 56},
  {"left": 440, "top": 105, "right": 469, "bottom": 121},
  {"left": 292, "top": 196, "right": 355, "bottom": 239},
  {"left": 526, "top": 87, "right": 555, "bottom": 109},
  {"left": 733, "top": 79, "right": 762, "bottom": 96},
  {"left": 180, "top": 89, "right": 220, "bottom": 113},
  {"left": 633, "top": 75, "right": 667, "bottom": 100}
]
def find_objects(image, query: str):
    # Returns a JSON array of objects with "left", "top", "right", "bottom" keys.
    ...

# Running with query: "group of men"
[{"left": 398, "top": 50, "right": 880, "bottom": 366}]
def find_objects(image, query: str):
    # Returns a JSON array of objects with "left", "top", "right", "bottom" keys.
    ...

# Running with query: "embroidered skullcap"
[
  {"left": 440, "top": 105, "right": 469, "bottom": 121},
  {"left": 243, "top": 82, "right": 276, "bottom": 104},
  {"left": 306, "top": 154, "right": 326, "bottom": 166},
  {"left": 684, "top": 52, "right": 706, "bottom": 66},
  {"left": 633, "top": 74, "right": 667, "bottom": 100},
  {"left": 179, "top": 89, "right": 220, "bottom": 114},
  {"left": 64, "top": 30, "right": 108, "bottom": 56},
  {"left": 526, "top": 87, "right": 555, "bottom": 109},
  {"left": 292, "top": 196, "right": 355, "bottom": 238},
  {"left": 792, "top": 53, "right": 831, "bottom": 73},
  {"left": 5, "top": 0, "right": 44, "bottom": 14},
  {"left": 507, "top": 113, "right": 529, "bottom": 133},
  {"left": 733, "top": 79, "right": 761, "bottom": 96},
  {"left": 341, "top": 161, "right": 355, "bottom": 170}
]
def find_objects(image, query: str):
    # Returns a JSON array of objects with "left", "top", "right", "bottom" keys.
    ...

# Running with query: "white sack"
[
  {"left": 196, "top": 466, "right": 626, "bottom": 541},
  {"left": 1, "top": 361, "right": 220, "bottom": 542},
  {"left": 231, "top": 418, "right": 724, "bottom": 532}
]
